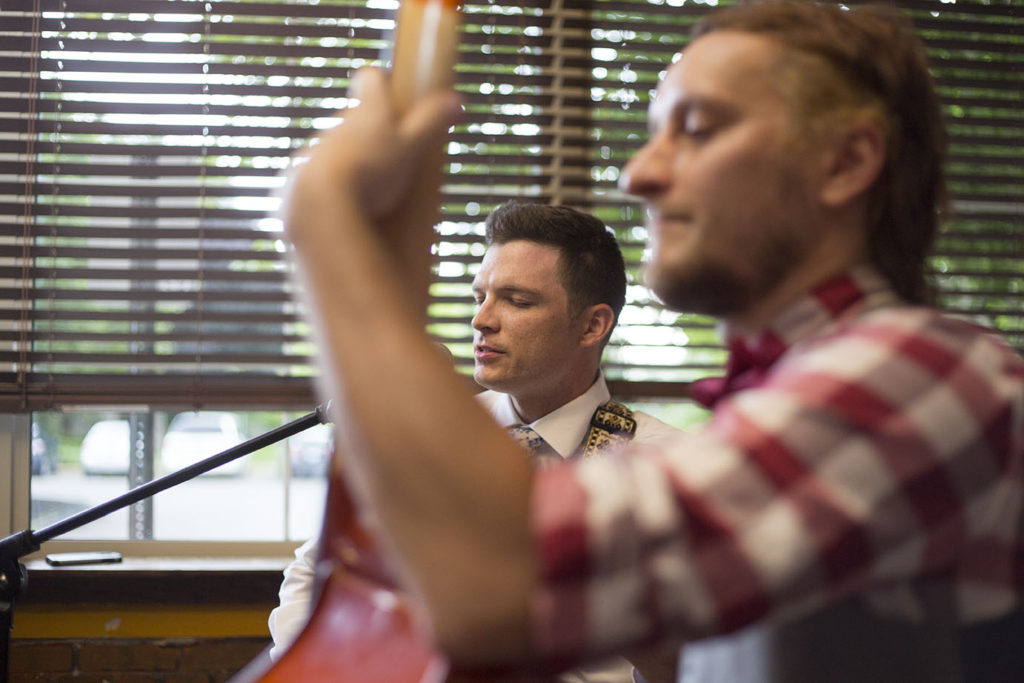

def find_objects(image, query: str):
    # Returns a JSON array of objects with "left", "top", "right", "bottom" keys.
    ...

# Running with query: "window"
[
  {"left": 3, "top": 0, "right": 1021, "bottom": 551},
  {"left": 30, "top": 408, "right": 327, "bottom": 543}
]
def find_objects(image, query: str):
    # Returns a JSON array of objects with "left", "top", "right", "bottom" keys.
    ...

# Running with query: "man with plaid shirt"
[{"left": 280, "top": 1, "right": 1024, "bottom": 681}]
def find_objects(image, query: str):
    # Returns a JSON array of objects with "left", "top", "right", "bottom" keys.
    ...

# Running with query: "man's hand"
[{"left": 283, "top": 67, "right": 461, "bottom": 260}]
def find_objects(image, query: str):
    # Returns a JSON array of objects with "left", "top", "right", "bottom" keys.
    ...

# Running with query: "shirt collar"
[
  {"left": 492, "top": 372, "right": 610, "bottom": 459},
  {"left": 721, "top": 265, "right": 899, "bottom": 361}
]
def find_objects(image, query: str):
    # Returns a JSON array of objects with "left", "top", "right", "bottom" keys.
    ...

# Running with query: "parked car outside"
[
  {"left": 160, "top": 411, "right": 244, "bottom": 476},
  {"left": 79, "top": 419, "right": 131, "bottom": 475},
  {"left": 287, "top": 423, "right": 332, "bottom": 477},
  {"left": 31, "top": 422, "right": 59, "bottom": 475}
]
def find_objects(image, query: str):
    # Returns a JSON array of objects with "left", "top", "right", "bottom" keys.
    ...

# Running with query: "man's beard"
[{"left": 646, "top": 234, "right": 806, "bottom": 318}]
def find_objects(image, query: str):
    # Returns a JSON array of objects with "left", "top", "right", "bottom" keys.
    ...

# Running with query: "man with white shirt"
[{"left": 269, "top": 201, "right": 681, "bottom": 682}]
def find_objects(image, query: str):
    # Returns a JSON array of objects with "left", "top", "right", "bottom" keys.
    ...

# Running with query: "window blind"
[
  {"left": 1, "top": 0, "right": 1020, "bottom": 412},
  {"left": 901, "top": 0, "right": 1023, "bottom": 356}
]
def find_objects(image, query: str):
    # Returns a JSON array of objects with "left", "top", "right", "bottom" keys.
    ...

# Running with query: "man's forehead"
[
  {"left": 650, "top": 31, "right": 786, "bottom": 120},
  {"left": 474, "top": 240, "right": 565, "bottom": 287}
]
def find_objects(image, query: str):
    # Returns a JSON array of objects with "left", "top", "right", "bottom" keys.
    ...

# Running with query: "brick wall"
[{"left": 10, "top": 637, "right": 270, "bottom": 683}]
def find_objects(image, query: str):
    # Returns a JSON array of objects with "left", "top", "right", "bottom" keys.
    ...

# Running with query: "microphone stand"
[{"left": 0, "top": 404, "right": 331, "bottom": 683}]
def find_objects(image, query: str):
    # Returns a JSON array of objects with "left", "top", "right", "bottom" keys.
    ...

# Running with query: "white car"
[
  {"left": 287, "top": 422, "right": 333, "bottom": 477},
  {"left": 80, "top": 419, "right": 131, "bottom": 475},
  {"left": 160, "top": 411, "right": 244, "bottom": 476}
]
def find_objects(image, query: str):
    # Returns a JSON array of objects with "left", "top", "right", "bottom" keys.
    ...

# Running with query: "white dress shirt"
[
  {"left": 477, "top": 372, "right": 682, "bottom": 459},
  {"left": 268, "top": 372, "right": 681, "bottom": 682}
]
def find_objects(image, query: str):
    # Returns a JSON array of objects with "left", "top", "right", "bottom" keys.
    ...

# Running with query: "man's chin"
[
  {"left": 648, "top": 262, "right": 754, "bottom": 317},
  {"left": 473, "top": 368, "right": 509, "bottom": 392}
]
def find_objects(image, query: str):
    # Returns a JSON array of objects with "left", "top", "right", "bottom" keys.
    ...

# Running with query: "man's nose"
[
  {"left": 619, "top": 134, "right": 673, "bottom": 199},
  {"left": 472, "top": 297, "right": 497, "bottom": 331}
]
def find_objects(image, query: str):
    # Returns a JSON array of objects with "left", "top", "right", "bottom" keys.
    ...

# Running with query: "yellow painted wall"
[{"left": 13, "top": 604, "right": 271, "bottom": 639}]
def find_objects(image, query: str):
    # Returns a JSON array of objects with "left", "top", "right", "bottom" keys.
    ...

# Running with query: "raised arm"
[{"left": 282, "top": 69, "right": 537, "bottom": 667}]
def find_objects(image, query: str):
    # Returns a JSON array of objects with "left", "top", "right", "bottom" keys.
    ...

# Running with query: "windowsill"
[{"left": 20, "top": 556, "right": 289, "bottom": 606}]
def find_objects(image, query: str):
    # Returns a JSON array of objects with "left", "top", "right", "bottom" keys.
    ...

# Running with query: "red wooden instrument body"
[{"left": 256, "top": 463, "right": 447, "bottom": 682}]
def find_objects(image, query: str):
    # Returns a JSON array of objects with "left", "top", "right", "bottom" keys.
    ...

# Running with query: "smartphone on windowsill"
[{"left": 45, "top": 551, "right": 123, "bottom": 567}]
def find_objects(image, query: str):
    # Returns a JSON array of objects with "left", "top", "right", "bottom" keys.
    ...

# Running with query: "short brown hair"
[
  {"left": 694, "top": 1, "right": 947, "bottom": 304},
  {"left": 484, "top": 201, "right": 627, "bottom": 331}
]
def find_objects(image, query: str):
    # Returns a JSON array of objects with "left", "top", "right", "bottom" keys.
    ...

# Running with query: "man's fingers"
[
  {"left": 397, "top": 89, "right": 463, "bottom": 162},
  {"left": 290, "top": 65, "right": 460, "bottom": 225},
  {"left": 400, "top": 89, "right": 463, "bottom": 138},
  {"left": 347, "top": 66, "right": 385, "bottom": 102}
]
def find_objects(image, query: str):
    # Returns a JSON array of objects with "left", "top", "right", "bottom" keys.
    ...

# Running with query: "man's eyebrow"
[
  {"left": 650, "top": 96, "right": 733, "bottom": 132},
  {"left": 496, "top": 285, "right": 542, "bottom": 297},
  {"left": 473, "top": 284, "right": 543, "bottom": 299}
]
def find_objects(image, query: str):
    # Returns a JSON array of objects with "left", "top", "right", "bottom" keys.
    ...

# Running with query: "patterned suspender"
[{"left": 579, "top": 400, "right": 637, "bottom": 458}]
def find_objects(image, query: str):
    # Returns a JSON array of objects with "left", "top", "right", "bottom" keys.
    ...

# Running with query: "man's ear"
[
  {"left": 820, "top": 117, "right": 886, "bottom": 208},
  {"left": 578, "top": 303, "right": 616, "bottom": 349}
]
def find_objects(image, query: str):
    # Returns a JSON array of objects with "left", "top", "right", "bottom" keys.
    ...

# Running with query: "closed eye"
[
  {"left": 683, "top": 123, "right": 713, "bottom": 141},
  {"left": 667, "top": 98, "right": 734, "bottom": 144},
  {"left": 680, "top": 110, "right": 715, "bottom": 143}
]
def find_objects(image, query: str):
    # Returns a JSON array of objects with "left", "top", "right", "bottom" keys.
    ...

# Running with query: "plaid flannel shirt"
[{"left": 530, "top": 267, "right": 1024, "bottom": 662}]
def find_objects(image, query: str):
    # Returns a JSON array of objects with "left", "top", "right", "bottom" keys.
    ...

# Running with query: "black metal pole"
[{"left": 0, "top": 403, "right": 330, "bottom": 682}]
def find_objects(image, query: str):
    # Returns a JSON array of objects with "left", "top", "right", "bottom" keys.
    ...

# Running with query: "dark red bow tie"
[{"left": 690, "top": 333, "right": 787, "bottom": 409}]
